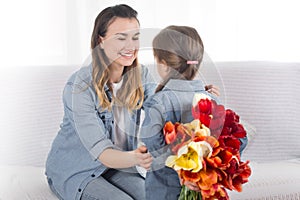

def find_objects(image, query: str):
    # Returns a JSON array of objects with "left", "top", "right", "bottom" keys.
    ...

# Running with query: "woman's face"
[{"left": 100, "top": 17, "right": 140, "bottom": 68}]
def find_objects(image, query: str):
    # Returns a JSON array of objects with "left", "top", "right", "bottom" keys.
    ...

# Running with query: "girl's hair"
[
  {"left": 90, "top": 4, "right": 144, "bottom": 111},
  {"left": 152, "top": 25, "right": 204, "bottom": 92}
]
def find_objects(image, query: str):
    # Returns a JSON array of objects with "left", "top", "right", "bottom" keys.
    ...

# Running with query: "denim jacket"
[
  {"left": 140, "top": 79, "right": 247, "bottom": 200},
  {"left": 45, "top": 64, "right": 156, "bottom": 200}
]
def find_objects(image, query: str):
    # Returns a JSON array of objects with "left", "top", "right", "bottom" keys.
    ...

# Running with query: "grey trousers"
[{"left": 81, "top": 168, "right": 145, "bottom": 200}]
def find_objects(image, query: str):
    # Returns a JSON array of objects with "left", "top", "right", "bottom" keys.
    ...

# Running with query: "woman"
[
  {"left": 46, "top": 4, "right": 154, "bottom": 200},
  {"left": 46, "top": 4, "right": 219, "bottom": 200}
]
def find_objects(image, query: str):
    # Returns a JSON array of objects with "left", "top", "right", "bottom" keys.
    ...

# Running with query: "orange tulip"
[{"left": 163, "top": 121, "right": 176, "bottom": 144}]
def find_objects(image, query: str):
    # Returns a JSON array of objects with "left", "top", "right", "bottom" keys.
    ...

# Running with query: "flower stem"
[{"left": 178, "top": 185, "right": 202, "bottom": 200}]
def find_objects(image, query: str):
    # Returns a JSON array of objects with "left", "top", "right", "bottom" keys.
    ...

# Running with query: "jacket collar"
[{"left": 162, "top": 79, "right": 206, "bottom": 92}]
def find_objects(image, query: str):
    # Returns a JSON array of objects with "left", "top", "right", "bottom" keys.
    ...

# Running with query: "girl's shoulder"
[{"left": 143, "top": 90, "right": 170, "bottom": 108}]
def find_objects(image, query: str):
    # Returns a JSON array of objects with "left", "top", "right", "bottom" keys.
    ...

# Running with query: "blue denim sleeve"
[
  {"left": 239, "top": 136, "right": 248, "bottom": 156},
  {"left": 63, "top": 82, "right": 114, "bottom": 160},
  {"left": 140, "top": 99, "right": 168, "bottom": 158}
]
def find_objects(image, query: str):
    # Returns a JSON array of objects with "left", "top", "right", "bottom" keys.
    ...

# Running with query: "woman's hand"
[
  {"left": 205, "top": 84, "right": 220, "bottom": 96},
  {"left": 99, "top": 146, "right": 152, "bottom": 169},
  {"left": 132, "top": 145, "right": 153, "bottom": 171}
]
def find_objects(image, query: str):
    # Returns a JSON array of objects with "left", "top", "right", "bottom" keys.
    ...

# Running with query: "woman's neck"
[{"left": 109, "top": 64, "right": 124, "bottom": 83}]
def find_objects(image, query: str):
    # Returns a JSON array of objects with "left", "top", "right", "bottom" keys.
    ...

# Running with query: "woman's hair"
[
  {"left": 152, "top": 25, "right": 204, "bottom": 92},
  {"left": 91, "top": 4, "right": 144, "bottom": 111}
]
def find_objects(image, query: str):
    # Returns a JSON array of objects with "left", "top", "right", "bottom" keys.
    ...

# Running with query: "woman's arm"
[
  {"left": 66, "top": 83, "right": 153, "bottom": 169},
  {"left": 99, "top": 145, "right": 152, "bottom": 170}
]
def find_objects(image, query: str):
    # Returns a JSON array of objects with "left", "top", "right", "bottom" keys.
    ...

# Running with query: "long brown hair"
[
  {"left": 91, "top": 4, "right": 144, "bottom": 111},
  {"left": 152, "top": 25, "right": 204, "bottom": 92}
]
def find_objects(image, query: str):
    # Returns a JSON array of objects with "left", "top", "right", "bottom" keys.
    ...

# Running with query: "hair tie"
[{"left": 187, "top": 60, "right": 199, "bottom": 64}]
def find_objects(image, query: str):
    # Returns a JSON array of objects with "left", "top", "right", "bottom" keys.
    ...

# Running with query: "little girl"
[{"left": 140, "top": 25, "right": 246, "bottom": 199}]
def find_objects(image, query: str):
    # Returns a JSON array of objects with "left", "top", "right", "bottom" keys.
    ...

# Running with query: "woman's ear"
[{"left": 98, "top": 36, "right": 104, "bottom": 48}]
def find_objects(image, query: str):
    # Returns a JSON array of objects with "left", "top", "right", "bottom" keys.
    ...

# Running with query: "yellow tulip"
[
  {"left": 184, "top": 119, "right": 211, "bottom": 137},
  {"left": 165, "top": 141, "right": 212, "bottom": 173}
]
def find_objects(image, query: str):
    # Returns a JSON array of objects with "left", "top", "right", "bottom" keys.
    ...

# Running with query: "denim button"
[
  {"left": 101, "top": 115, "right": 105, "bottom": 119},
  {"left": 112, "top": 120, "right": 114, "bottom": 124},
  {"left": 78, "top": 188, "right": 82, "bottom": 192},
  {"left": 47, "top": 178, "right": 52, "bottom": 185},
  {"left": 91, "top": 174, "right": 95, "bottom": 177}
]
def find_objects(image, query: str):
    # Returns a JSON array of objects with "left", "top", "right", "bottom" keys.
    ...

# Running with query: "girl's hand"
[
  {"left": 177, "top": 170, "right": 201, "bottom": 192},
  {"left": 133, "top": 145, "right": 153, "bottom": 171},
  {"left": 177, "top": 171, "right": 201, "bottom": 192},
  {"left": 183, "top": 180, "right": 201, "bottom": 192},
  {"left": 205, "top": 84, "right": 220, "bottom": 96}
]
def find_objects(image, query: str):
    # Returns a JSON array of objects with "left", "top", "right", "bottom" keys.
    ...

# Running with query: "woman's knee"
[
  {"left": 81, "top": 193, "right": 133, "bottom": 200},
  {"left": 81, "top": 176, "right": 134, "bottom": 200}
]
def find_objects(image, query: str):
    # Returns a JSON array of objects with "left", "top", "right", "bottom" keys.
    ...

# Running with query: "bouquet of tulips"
[{"left": 164, "top": 94, "right": 251, "bottom": 200}]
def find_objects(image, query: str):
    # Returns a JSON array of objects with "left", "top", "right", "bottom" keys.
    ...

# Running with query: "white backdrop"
[{"left": 0, "top": 0, "right": 300, "bottom": 68}]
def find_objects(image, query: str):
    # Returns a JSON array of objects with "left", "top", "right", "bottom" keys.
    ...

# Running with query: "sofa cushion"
[
  {"left": 201, "top": 61, "right": 300, "bottom": 162},
  {"left": 227, "top": 160, "right": 300, "bottom": 199},
  {"left": 0, "top": 165, "right": 57, "bottom": 200}
]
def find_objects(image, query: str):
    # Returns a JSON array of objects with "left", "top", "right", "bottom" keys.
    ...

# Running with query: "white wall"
[
  {"left": 0, "top": 0, "right": 68, "bottom": 67},
  {"left": 0, "top": 0, "right": 299, "bottom": 68}
]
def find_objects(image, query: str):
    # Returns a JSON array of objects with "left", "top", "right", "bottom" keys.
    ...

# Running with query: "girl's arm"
[
  {"left": 205, "top": 84, "right": 220, "bottom": 96},
  {"left": 140, "top": 100, "right": 166, "bottom": 158}
]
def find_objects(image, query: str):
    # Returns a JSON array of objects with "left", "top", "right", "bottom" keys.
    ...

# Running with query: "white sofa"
[
  {"left": 0, "top": 61, "right": 300, "bottom": 199},
  {"left": 203, "top": 61, "right": 300, "bottom": 199}
]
